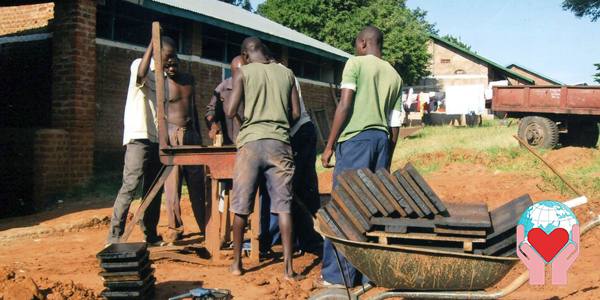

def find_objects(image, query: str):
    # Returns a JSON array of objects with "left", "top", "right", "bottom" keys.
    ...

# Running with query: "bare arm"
[
  {"left": 290, "top": 82, "right": 300, "bottom": 123},
  {"left": 137, "top": 41, "right": 153, "bottom": 84},
  {"left": 321, "top": 88, "right": 354, "bottom": 168},
  {"left": 226, "top": 69, "right": 244, "bottom": 119},
  {"left": 388, "top": 127, "right": 399, "bottom": 168}
]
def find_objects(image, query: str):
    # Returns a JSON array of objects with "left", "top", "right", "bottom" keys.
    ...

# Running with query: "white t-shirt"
[{"left": 122, "top": 58, "right": 159, "bottom": 145}]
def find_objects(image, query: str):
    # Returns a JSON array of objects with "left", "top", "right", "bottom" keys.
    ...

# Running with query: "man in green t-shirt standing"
[
  {"left": 320, "top": 26, "right": 403, "bottom": 287},
  {"left": 226, "top": 37, "right": 301, "bottom": 280}
]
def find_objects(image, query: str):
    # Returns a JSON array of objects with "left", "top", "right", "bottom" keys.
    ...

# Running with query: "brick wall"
[
  {"left": 51, "top": 0, "right": 96, "bottom": 186},
  {"left": 0, "top": 3, "right": 54, "bottom": 36},
  {"left": 429, "top": 40, "right": 488, "bottom": 78},
  {"left": 32, "top": 129, "right": 70, "bottom": 208}
]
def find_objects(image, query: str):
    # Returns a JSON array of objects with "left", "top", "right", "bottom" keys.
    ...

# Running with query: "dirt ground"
[{"left": 2, "top": 147, "right": 599, "bottom": 300}]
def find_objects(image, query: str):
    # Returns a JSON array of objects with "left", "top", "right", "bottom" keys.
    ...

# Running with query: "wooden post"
[
  {"left": 151, "top": 22, "right": 169, "bottom": 150},
  {"left": 205, "top": 178, "right": 221, "bottom": 260}
]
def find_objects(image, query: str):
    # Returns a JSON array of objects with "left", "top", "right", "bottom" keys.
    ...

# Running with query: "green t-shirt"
[
  {"left": 338, "top": 55, "right": 403, "bottom": 142},
  {"left": 236, "top": 62, "right": 296, "bottom": 148}
]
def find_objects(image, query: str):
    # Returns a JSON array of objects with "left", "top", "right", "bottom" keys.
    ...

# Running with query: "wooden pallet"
[{"left": 366, "top": 231, "right": 485, "bottom": 252}]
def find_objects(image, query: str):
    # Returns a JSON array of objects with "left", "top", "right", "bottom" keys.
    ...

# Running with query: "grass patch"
[{"left": 316, "top": 120, "right": 600, "bottom": 199}]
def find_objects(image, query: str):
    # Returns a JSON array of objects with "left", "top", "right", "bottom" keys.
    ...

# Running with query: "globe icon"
[{"left": 517, "top": 200, "right": 579, "bottom": 261}]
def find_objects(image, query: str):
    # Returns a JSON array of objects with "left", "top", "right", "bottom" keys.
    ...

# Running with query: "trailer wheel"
[
  {"left": 518, "top": 116, "right": 559, "bottom": 149},
  {"left": 564, "top": 122, "right": 599, "bottom": 148}
]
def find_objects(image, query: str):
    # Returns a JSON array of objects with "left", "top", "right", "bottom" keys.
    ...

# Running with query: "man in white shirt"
[{"left": 106, "top": 39, "right": 175, "bottom": 246}]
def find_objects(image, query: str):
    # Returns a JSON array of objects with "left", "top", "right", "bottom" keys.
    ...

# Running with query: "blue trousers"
[{"left": 321, "top": 129, "right": 390, "bottom": 286}]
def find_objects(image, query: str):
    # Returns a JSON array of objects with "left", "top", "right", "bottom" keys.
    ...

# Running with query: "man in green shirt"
[
  {"left": 226, "top": 37, "right": 301, "bottom": 280},
  {"left": 320, "top": 26, "right": 403, "bottom": 287}
]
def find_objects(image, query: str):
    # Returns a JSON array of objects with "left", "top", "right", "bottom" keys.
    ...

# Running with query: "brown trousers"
[{"left": 164, "top": 126, "right": 205, "bottom": 239}]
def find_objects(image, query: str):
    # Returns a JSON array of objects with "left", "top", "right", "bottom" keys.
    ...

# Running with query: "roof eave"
[
  {"left": 507, "top": 64, "right": 564, "bottom": 85},
  {"left": 141, "top": 0, "right": 350, "bottom": 63}
]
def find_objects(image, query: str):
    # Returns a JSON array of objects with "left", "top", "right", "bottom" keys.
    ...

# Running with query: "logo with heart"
[{"left": 527, "top": 228, "right": 569, "bottom": 262}]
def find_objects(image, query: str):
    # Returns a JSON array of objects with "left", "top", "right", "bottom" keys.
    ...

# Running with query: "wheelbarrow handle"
[{"left": 168, "top": 293, "right": 191, "bottom": 300}]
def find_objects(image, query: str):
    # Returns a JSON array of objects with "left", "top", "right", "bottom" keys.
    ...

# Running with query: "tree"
[
  {"left": 220, "top": 0, "right": 253, "bottom": 12},
  {"left": 258, "top": 0, "right": 434, "bottom": 85},
  {"left": 594, "top": 63, "right": 600, "bottom": 84},
  {"left": 441, "top": 34, "right": 473, "bottom": 52},
  {"left": 563, "top": 0, "right": 600, "bottom": 21}
]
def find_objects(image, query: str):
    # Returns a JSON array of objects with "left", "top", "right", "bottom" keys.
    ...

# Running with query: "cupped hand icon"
[
  {"left": 517, "top": 224, "right": 546, "bottom": 285},
  {"left": 551, "top": 224, "right": 579, "bottom": 285}
]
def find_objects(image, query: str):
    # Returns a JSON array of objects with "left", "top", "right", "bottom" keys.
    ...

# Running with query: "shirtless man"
[{"left": 140, "top": 36, "right": 205, "bottom": 241}]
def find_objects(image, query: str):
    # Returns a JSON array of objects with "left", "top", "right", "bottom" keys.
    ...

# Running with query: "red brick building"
[{"left": 0, "top": 0, "right": 350, "bottom": 216}]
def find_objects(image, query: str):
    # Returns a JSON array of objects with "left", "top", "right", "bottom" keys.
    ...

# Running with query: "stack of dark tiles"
[
  {"left": 316, "top": 164, "right": 540, "bottom": 257},
  {"left": 97, "top": 243, "right": 155, "bottom": 299},
  {"left": 474, "top": 194, "right": 533, "bottom": 257}
]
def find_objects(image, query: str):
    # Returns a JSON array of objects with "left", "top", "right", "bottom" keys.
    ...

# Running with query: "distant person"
[
  {"left": 205, "top": 56, "right": 246, "bottom": 145},
  {"left": 106, "top": 38, "right": 174, "bottom": 246},
  {"left": 320, "top": 26, "right": 403, "bottom": 287},
  {"left": 226, "top": 37, "right": 301, "bottom": 280},
  {"left": 159, "top": 37, "right": 206, "bottom": 242}
]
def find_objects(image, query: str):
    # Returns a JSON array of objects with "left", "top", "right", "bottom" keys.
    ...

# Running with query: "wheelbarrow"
[{"left": 310, "top": 214, "right": 600, "bottom": 300}]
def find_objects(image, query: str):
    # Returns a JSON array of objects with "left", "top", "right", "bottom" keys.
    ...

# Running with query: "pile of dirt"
[
  {"left": 0, "top": 267, "right": 97, "bottom": 300},
  {"left": 544, "top": 146, "right": 597, "bottom": 169}
]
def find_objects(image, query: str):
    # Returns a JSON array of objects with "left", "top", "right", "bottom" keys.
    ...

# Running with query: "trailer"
[{"left": 492, "top": 85, "right": 600, "bottom": 148}]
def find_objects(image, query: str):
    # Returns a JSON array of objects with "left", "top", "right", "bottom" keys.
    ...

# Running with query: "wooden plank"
[
  {"left": 487, "top": 194, "right": 533, "bottom": 240},
  {"left": 434, "top": 227, "right": 487, "bottom": 237},
  {"left": 366, "top": 231, "right": 485, "bottom": 244},
  {"left": 393, "top": 170, "right": 433, "bottom": 217},
  {"left": 399, "top": 170, "right": 439, "bottom": 214},
  {"left": 375, "top": 169, "right": 415, "bottom": 216},
  {"left": 325, "top": 204, "right": 367, "bottom": 242},
  {"left": 356, "top": 169, "right": 395, "bottom": 215},
  {"left": 366, "top": 169, "right": 408, "bottom": 216},
  {"left": 380, "top": 170, "right": 424, "bottom": 217},
  {"left": 347, "top": 171, "right": 389, "bottom": 216},
  {"left": 332, "top": 187, "right": 371, "bottom": 232},
  {"left": 404, "top": 163, "right": 448, "bottom": 215},
  {"left": 317, "top": 209, "right": 346, "bottom": 239},
  {"left": 337, "top": 173, "right": 374, "bottom": 217}
]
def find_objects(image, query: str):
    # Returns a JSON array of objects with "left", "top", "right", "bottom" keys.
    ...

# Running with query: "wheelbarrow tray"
[{"left": 320, "top": 228, "right": 518, "bottom": 291}]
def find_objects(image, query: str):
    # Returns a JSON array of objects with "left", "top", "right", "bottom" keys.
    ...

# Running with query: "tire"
[
  {"left": 517, "top": 116, "right": 559, "bottom": 149},
  {"left": 563, "top": 122, "right": 599, "bottom": 148}
]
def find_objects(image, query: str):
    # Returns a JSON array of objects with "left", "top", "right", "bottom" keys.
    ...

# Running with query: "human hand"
[
  {"left": 209, "top": 123, "right": 220, "bottom": 140},
  {"left": 517, "top": 224, "right": 546, "bottom": 285},
  {"left": 551, "top": 224, "right": 579, "bottom": 285},
  {"left": 321, "top": 147, "right": 334, "bottom": 168}
]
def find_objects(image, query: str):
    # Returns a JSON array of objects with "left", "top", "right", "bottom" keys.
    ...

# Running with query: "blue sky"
[{"left": 249, "top": 0, "right": 600, "bottom": 84}]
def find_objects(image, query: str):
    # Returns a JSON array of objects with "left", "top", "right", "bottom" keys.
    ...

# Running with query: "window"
[
  {"left": 96, "top": 0, "right": 187, "bottom": 53},
  {"left": 441, "top": 58, "right": 451, "bottom": 64}
]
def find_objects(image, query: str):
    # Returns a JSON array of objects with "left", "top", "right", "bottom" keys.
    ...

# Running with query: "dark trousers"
[
  {"left": 107, "top": 139, "right": 163, "bottom": 244},
  {"left": 321, "top": 129, "right": 390, "bottom": 286},
  {"left": 260, "top": 122, "right": 322, "bottom": 250},
  {"left": 164, "top": 126, "right": 206, "bottom": 236}
]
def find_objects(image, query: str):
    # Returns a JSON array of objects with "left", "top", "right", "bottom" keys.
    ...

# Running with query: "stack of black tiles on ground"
[
  {"left": 317, "top": 163, "right": 529, "bottom": 256},
  {"left": 97, "top": 243, "right": 155, "bottom": 300}
]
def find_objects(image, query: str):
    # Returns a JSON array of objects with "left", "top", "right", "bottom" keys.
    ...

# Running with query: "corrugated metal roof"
[
  {"left": 138, "top": 0, "right": 352, "bottom": 62},
  {"left": 507, "top": 64, "right": 564, "bottom": 85},
  {"left": 430, "top": 34, "right": 535, "bottom": 84}
]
